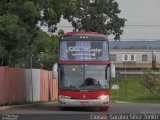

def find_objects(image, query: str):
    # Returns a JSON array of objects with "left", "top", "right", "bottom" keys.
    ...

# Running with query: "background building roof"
[{"left": 109, "top": 41, "right": 160, "bottom": 49}]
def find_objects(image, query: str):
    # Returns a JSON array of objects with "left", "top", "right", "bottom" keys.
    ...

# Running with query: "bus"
[{"left": 53, "top": 32, "right": 115, "bottom": 111}]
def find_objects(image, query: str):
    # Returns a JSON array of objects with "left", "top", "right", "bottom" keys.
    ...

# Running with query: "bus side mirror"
[
  {"left": 111, "top": 63, "right": 116, "bottom": 78},
  {"left": 52, "top": 63, "right": 58, "bottom": 79}
]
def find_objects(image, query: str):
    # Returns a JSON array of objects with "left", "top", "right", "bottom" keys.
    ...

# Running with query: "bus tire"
[
  {"left": 99, "top": 107, "right": 109, "bottom": 111},
  {"left": 59, "top": 107, "right": 66, "bottom": 111}
]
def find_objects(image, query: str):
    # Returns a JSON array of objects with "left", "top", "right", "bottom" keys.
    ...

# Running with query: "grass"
[{"left": 110, "top": 78, "right": 160, "bottom": 103}]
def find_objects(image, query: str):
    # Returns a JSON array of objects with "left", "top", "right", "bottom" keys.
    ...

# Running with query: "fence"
[{"left": 0, "top": 67, "right": 58, "bottom": 105}]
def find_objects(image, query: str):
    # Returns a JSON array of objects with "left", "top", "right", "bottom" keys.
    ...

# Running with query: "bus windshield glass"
[
  {"left": 60, "top": 41, "right": 109, "bottom": 61},
  {"left": 59, "top": 65, "right": 109, "bottom": 91}
]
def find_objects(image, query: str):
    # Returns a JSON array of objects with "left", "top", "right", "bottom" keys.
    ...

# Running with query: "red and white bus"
[{"left": 53, "top": 32, "right": 115, "bottom": 111}]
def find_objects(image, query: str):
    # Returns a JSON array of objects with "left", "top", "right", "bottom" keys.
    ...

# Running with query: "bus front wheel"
[
  {"left": 59, "top": 107, "right": 66, "bottom": 111},
  {"left": 99, "top": 107, "right": 109, "bottom": 111}
]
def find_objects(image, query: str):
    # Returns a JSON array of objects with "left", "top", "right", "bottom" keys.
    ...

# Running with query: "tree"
[
  {"left": 0, "top": 1, "right": 40, "bottom": 66},
  {"left": 29, "top": 29, "right": 59, "bottom": 70},
  {"left": 0, "top": 0, "right": 74, "bottom": 69},
  {"left": 70, "top": 0, "right": 126, "bottom": 40},
  {"left": 38, "top": 0, "right": 75, "bottom": 32},
  {"left": 0, "top": 45, "right": 7, "bottom": 66},
  {"left": 141, "top": 69, "right": 160, "bottom": 97},
  {"left": 0, "top": 14, "right": 29, "bottom": 66}
]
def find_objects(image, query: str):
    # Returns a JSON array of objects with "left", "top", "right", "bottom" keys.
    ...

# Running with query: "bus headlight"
[
  {"left": 97, "top": 95, "right": 109, "bottom": 100},
  {"left": 59, "top": 95, "right": 71, "bottom": 99}
]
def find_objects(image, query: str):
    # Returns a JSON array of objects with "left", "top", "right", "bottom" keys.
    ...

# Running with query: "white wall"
[
  {"left": 110, "top": 50, "right": 153, "bottom": 63},
  {"left": 25, "top": 69, "right": 40, "bottom": 102}
]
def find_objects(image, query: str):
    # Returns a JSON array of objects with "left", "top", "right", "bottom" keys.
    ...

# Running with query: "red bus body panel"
[{"left": 59, "top": 90, "right": 110, "bottom": 99}]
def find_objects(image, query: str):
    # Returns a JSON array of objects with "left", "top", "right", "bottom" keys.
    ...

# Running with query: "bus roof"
[
  {"left": 65, "top": 32, "right": 103, "bottom": 35},
  {"left": 62, "top": 32, "right": 108, "bottom": 41}
]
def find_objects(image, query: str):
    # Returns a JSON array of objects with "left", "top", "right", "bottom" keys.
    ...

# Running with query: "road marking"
[{"left": 115, "top": 101, "right": 131, "bottom": 103}]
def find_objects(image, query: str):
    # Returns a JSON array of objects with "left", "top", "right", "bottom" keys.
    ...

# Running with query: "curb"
[
  {"left": 0, "top": 102, "right": 57, "bottom": 111},
  {"left": 115, "top": 101, "right": 131, "bottom": 103},
  {"left": 0, "top": 104, "right": 34, "bottom": 111}
]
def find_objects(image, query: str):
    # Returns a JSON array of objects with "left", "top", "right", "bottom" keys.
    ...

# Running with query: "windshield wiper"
[
  {"left": 79, "top": 85, "right": 102, "bottom": 89},
  {"left": 61, "top": 86, "right": 80, "bottom": 91}
]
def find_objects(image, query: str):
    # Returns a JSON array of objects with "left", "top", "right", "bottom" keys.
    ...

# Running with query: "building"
[{"left": 109, "top": 41, "right": 160, "bottom": 77}]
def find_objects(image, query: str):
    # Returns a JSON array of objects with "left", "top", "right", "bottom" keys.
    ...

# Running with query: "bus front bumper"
[{"left": 59, "top": 98, "right": 110, "bottom": 107}]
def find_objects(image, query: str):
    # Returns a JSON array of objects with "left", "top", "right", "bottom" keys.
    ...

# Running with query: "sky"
[
  {"left": 53, "top": 0, "right": 160, "bottom": 40},
  {"left": 115, "top": 0, "right": 160, "bottom": 40}
]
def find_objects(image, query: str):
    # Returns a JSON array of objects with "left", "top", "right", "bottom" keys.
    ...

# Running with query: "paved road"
[{"left": 0, "top": 102, "right": 160, "bottom": 120}]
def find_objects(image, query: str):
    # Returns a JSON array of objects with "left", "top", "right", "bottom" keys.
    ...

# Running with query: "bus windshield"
[
  {"left": 60, "top": 41, "right": 109, "bottom": 61},
  {"left": 59, "top": 65, "right": 109, "bottom": 91}
]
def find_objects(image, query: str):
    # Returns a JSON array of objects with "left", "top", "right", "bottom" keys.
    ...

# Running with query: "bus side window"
[
  {"left": 105, "top": 66, "right": 108, "bottom": 80},
  {"left": 105, "top": 65, "right": 111, "bottom": 80}
]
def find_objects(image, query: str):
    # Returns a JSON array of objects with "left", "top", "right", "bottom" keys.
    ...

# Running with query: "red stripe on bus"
[{"left": 59, "top": 90, "right": 110, "bottom": 99}]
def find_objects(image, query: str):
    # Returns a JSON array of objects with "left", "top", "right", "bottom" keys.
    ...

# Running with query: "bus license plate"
[{"left": 80, "top": 102, "right": 89, "bottom": 106}]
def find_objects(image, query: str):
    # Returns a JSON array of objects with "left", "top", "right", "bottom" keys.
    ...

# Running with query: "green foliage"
[
  {"left": 21, "top": 2, "right": 40, "bottom": 27},
  {"left": 0, "top": 45, "right": 7, "bottom": 65},
  {"left": 141, "top": 69, "right": 160, "bottom": 97},
  {"left": 57, "top": 29, "right": 65, "bottom": 37},
  {"left": 0, "top": 14, "right": 29, "bottom": 66},
  {"left": 0, "top": 0, "right": 71, "bottom": 69},
  {"left": 70, "top": 0, "right": 126, "bottom": 40},
  {"left": 111, "top": 78, "right": 160, "bottom": 103},
  {"left": 29, "top": 30, "right": 59, "bottom": 70},
  {"left": 39, "top": 0, "right": 75, "bottom": 32}
]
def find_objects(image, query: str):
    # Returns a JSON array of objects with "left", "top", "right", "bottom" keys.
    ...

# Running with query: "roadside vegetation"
[{"left": 111, "top": 72, "right": 160, "bottom": 103}]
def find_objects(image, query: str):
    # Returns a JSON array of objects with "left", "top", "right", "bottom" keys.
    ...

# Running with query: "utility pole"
[{"left": 30, "top": 54, "right": 34, "bottom": 102}]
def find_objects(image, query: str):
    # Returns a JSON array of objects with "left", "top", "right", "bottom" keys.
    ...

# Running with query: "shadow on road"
[
  {"left": 21, "top": 103, "right": 108, "bottom": 112},
  {"left": 59, "top": 107, "right": 105, "bottom": 112}
]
